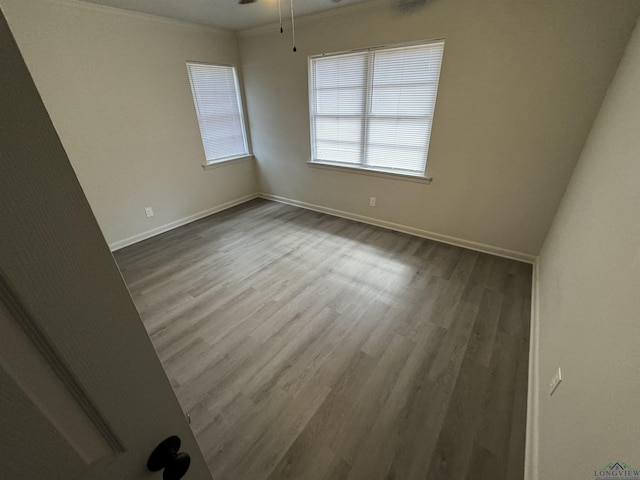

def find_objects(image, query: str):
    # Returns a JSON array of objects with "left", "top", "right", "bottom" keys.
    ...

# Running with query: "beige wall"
[
  {"left": 239, "top": 0, "right": 639, "bottom": 257},
  {"left": 2, "top": 0, "right": 257, "bottom": 248},
  {"left": 534, "top": 19, "right": 640, "bottom": 480}
]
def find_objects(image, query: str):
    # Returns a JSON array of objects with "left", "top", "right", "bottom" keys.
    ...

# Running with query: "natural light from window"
[
  {"left": 186, "top": 63, "right": 249, "bottom": 165},
  {"left": 308, "top": 41, "right": 444, "bottom": 177}
]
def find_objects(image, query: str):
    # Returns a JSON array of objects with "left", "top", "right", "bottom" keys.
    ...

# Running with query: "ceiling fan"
[
  {"left": 238, "top": 0, "right": 344, "bottom": 2},
  {"left": 238, "top": 0, "right": 434, "bottom": 13},
  {"left": 236, "top": 0, "right": 434, "bottom": 52}
]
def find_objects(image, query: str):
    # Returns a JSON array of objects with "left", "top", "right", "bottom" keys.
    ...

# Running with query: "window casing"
[
  {"left": 308, "top": 41, "right": 444, "bottom": 177},
  {"left": 186, "top": 63, "right": 249, "bottom": 165}
]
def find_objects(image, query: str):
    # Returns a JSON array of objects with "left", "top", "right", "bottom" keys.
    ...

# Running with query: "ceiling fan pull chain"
[
  {"left": 279, "top": 0, "right": 283, "bottom": 33},
  {"left": 290, "top": 0, "right": 297, "bottom": 52}
]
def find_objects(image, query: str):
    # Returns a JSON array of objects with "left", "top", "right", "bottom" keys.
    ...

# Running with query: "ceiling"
[{"left": 80, "top": 0, "right": 372, "bottom": 31}]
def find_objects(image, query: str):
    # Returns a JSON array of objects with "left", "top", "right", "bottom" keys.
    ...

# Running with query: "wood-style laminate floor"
[{"left": 114, "top": 199, "right": 532, "bottom": 480}]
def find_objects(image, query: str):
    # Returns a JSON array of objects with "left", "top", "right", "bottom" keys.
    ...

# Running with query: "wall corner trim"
[
  {"left": 258, "top": 192, "right": 537, "bottom": 264},
  {"left": 525, "top": 259, "right": 540, "bottom": 480},
  {"left": 108, "top": 193, "right": 258, "bottom": 251}
]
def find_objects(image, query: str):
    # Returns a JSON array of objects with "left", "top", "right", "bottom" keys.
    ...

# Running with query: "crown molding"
[
  {"left": 238, "top": 0, "right": 385, "bottom": 38},
  {"left": 29, "top": 0, "right": 235, "bottom": 37}
]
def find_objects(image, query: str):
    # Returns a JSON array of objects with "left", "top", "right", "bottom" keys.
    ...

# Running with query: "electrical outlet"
[
  {"left": 549, "top": 367, "right": 562, "bottom": 395},
  {"left": 369, "top": 196, "right": 376, "bottom": 207},
  {"left": 144, "top": 206, "right": 154, "bottom": 218}
]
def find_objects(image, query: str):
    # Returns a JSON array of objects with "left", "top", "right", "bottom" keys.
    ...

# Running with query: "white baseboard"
[
  {"left": 108, "top": 193, "right": 258, "bottom": 251},
  {"left": 258, "top": 193, "right": 537, "bottom": 264},
  {"left": 524, "top": 261, "right": 540, "bottom": 480}
]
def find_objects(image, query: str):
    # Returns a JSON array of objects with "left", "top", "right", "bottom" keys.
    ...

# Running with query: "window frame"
[
  {"left": 307, "top": 39, "right": 444, "bottom": 180},
  {"left": 186, "top": 62, "right": 251, "bottom": 167}
]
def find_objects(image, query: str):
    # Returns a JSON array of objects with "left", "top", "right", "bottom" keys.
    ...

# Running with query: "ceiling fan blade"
[{"left": 238, "top": 0, "right": 258, "bottom": 4}]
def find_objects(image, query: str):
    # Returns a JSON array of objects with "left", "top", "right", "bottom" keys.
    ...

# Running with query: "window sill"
[
  {"left": 202, "top": 155, "right": 253, "bottom": 170},
  {"left": 307, "top": 161, "right": 433, "bottom": 184}
]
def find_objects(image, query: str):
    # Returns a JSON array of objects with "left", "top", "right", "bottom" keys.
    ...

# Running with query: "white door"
[{"left": 0, "top": 9, "right": 213, "bottom": 480}]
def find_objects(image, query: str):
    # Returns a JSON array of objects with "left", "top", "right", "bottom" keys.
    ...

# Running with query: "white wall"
[
  {"left": 534, "top": 19, "right": 640, "bottom": 480},
  {"left": 239, "top": 0, "right": 640, "bottom": 258},
  {"left": 2, "top": 0, "right": 257, "bottom": 248}
]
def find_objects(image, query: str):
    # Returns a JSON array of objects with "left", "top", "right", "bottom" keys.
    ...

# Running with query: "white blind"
[
  {"left": 310, "top": 41, "right": 444, "bottom": 175},
  {"left": 186, "top": 63, "right": 249, "bottom": 163}
]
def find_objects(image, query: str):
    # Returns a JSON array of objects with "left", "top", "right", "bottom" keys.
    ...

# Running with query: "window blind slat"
[
  {"left": 315, "top": 88, "right": 367, "bottom": 116},
  {"left": 310, "top": 41, "right": 444, "bottom": 175},
  {"left": 187, "top": 63, "right": 249, "bottom": 163},
  {"left": 366, "top": 118, "right": 433, "bottom": 173}
]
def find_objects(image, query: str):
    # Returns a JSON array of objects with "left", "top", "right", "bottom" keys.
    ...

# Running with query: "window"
[
  {"left": 186, "top": 63, "right": 249, "bottom": 165},
  {"left": 308, "top": 41, "right": 444, "bottom": 177}
]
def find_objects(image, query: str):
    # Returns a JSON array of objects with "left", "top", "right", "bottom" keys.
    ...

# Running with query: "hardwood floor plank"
[
  {"left": 221, "top": 381, "right": 331, "bottom": 480},
  {"left": 113, "top": 199, "right": 532, "bottom": 480}
]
